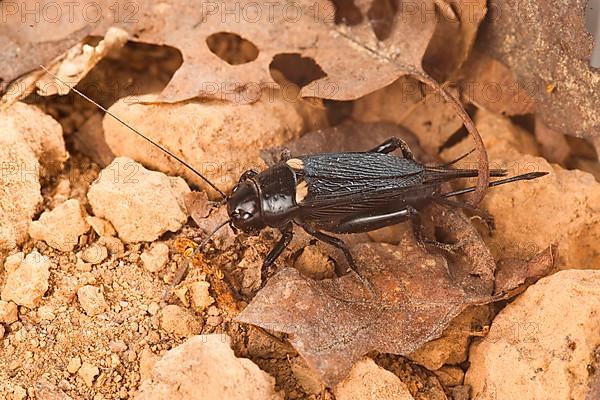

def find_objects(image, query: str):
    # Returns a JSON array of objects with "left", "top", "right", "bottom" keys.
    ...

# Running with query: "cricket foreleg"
[{"left": 261, "top": 223, "right": 294, "bottom": 283}]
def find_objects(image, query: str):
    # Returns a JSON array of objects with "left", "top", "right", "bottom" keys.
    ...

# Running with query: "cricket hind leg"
[
  {"left": 300, "top": 224, "right": 375, "bottom": 296},
  {"left": 332, "top": 206, "right": 418, "bottom": 233},
  {"left": 368, "top": 137, "right": 415, "bottom": 160}
]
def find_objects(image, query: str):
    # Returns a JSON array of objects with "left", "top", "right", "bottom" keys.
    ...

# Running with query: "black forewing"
[{"left": 296, "top": 153, "right": 431, "bottom": 219}]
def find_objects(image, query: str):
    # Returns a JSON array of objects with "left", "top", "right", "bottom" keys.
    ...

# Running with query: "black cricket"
[
  {"left": 42, "top": 67, "right": 548, "bottom": 290},
  {"left": 226, "top": 140, "right": 545, "bottom": 280}
]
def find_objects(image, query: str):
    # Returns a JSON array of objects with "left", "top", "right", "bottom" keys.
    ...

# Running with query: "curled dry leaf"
[
  {"left": 35, "top": 27, "right": 129, "bottom": 97},
  {"left": 236, "top": 234, "right": 555, "bottom": 386},
  {"left": 424, "top": 0, "right": 487, "bottom": 79},
  {"left": 0, "top": 0, "right": 140, "bottom": 108},
  {"left": 1, "top": 0, "right": 438, "bottom": 104},
  {"left": 2, "top": 26, "right": 127, "bottom": 113},
  {"left": 494, "top": 245, "right": 557, "bottom": 297}
]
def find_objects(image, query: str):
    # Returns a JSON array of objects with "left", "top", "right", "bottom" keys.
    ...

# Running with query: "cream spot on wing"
[
  {"left": 295, "top": 181, "right": 309, "bottom": 203},
  {"left": 286, "top": 158, "right": 304, "bottom": 170}
]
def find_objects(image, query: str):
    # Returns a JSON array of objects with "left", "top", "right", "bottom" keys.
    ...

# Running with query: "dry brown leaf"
[
  {"left": 479, "top": 0, "right": 600, "bottom": 139},
  {"left": 0, "top": 0, "right": 140, "bottom": 104},
  {"left": 424, "top": 0, "right": 487, "bottom": 79},
  {"left": 494, "top": 245, "right": 557, "bottom": 297},
  {"left": 132, "top": 0, "right": 439, "bottom": 103},
  {"left": 1, "top": 0, "right": 436, "bottom": 104},
  {"left": 236, "top": 235, "right": 555, "bottom": 386},
  {"left": 35, "top": 27, "right": 129, "bottom": 97}
]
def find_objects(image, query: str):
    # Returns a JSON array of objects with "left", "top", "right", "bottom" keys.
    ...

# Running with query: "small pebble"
[
  {"left": 189, "top": 281, "right": 214, "bottom": 312},
  {"left": 78, "top": 362, "right": 99, "bottom": 387},
  {"left": 12, "top": 385, "right": 26, "bottom": 400},
  {"left": 174, "top": 287, "right": 189, "bottom": 306},
  {"left": 77, "top": 285, "right": 107, "bottom": 316},
  {"left": 147, "top": 302, "right": 160, "bottom": 316},
  {"left": 110, "top": 354, "right": 120, "bottom": 367},
  {"left": 99, "top": 236, "right": 125, "bottom": 256},
  {"left": 140, "top": 242, "right": 169, "bottom": 273},
  {"left": 206, "top": 315, "right": 222, "bottom": 327},
  {"left": 58, "top": 379, "right": 72, "bottom": 391},
  {"left": 109, "top": 340, "right": 128, "bottom": 353},
  {"left": 28, "top": 199, "right": 90, "bottom": 252},
  {"left": 87, "top": 157, "right": 191, "bottom": 243},
  {"left": 1, "top": 251, "right": 50, "bottom": 308},
  {"left": 82, "top": 244, "right": 109, "bottom": 265},
  {"left": 67, "top": 356, "right": 82, "bottom": 374},
  {"left": 0, "top": 300, "right": 19, "bottom": 324},
  {"left": 126, "top": 350, "right": 137, "bottom": 362},
  {"left": 37, "top": 305, "right": 56, "bottom": 321},
  {"left": 75, "top": 255, "right": 92, "bottom": 272},
  {"left": 3, "top": 252, "right": 24, "bottom": 273},
  {"left": 86, "top": 216, "right": 116, "bottom": 237},
  {"left": 160, "top": 305, "right": 202, "bottom": 337}
]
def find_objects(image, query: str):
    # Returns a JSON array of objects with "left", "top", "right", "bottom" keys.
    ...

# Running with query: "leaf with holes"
[
  {"left": 236, "top": 234, "right": 556, "bottom": 386},
  {"left": 130, "top": 0, "right": 440, "bottom": 103}
]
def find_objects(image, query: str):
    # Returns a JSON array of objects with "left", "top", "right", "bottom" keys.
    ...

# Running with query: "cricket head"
[{"left": 227, "top": 180, "right": 265, "bottom": 235}]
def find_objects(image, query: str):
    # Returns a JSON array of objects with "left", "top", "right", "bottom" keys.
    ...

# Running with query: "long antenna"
[{"left": 39, "top": 65, "right": 227, "bottom": 199}]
